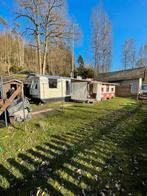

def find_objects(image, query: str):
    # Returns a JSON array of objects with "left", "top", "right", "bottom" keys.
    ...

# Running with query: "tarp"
[
  {"left": 71, "top": 82, "right": 88, "bottom": 101},
  {"left": 7, "top": 97, "right": 32, "bottom": 122}
]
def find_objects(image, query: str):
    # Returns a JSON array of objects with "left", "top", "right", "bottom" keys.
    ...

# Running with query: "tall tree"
[
  {"left": 78, "top": 55, "right": 84, "bottom": 68},
  {"left": 91, "top": 5, "right": 112, "bottom": 76},
  {"left": 136, "top": 44, "right": 147, "bottom": 68},
  {"left": 121, "top": 39, "right": 136, "bottom": 70},
  {"left": 77, "top": 55, "right": 84, "bottom": 78},
  {"left": 16, "top": 0, "right": 69, "bottom": 75}
]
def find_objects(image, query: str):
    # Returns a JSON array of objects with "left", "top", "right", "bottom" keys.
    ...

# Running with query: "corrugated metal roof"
[{"left": 97, "top": 67, "right": 146, "bottom": 82}]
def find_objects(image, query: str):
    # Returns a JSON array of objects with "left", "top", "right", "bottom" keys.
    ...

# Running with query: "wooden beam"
[{"left": 0, "top": 87, "right": 22, "bottom": 116}]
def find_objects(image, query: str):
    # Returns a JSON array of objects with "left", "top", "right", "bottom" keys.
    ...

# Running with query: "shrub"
[{"left": 9, "top": 66, "right": 24, "bottom": 73}]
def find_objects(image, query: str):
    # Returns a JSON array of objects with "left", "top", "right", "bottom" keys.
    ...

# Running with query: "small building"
[
  {"left": 97, "top": 67, "right": 147, "bottom": 97},
  {"left": 29, "top": 75, "right": 71, "bottom": 103},
  {"left": 0, "top": 79, "right": 31, "bottom": 126},
  {"left": 71, "top": 79, "right": 115, "bottom": 102}
]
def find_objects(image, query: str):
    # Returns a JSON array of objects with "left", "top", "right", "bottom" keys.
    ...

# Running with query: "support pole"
[
  {"left": 0, "top": 76, "right": 8, "bottom": 127},
  {"left": 21, "top": 83, "right": 26, "bottom": 131},
  {"left": 71, "top": 24, "right": 77, "bottom": 78},
  {"left": 71, "top": 24, "right": 75, "bottom": 78},
  {"left": 61, "top": 79, "right": 64, "bottom": 112},
  {"left": 22, "top": 84, "right": 26, "bottom": 121}
]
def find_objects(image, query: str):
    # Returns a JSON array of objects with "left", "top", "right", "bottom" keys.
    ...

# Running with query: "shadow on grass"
[{"left": 0, "top": 103, "right": 147, "bottom": 195}]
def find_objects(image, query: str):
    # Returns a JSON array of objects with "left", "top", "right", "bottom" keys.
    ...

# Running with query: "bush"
[
  {"left": 9, "top": 66, "right": 24, "bottom": 74},
  {"left": 77, "top": 67, "right": 95, "bottom": 79}
]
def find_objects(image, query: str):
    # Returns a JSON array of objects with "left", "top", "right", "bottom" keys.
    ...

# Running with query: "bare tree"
[
  {"left": 0, "top": 16, "right": 8, "bottom": 26},
  {"left": 11, "top": 28, "right": 24, "bottom": 67},
  {"left": 121, "top": 39, "right": 136, "bottom": 70},
  {"left": 136, "top": 44, "right": 147, "bottom": 68},
  {"left": 91, "top": 5, "right": 112, "bottom": 76},
  {"left": 16, "top": 0, "right": 70, "bottom": 75},
  {"left": 46, "top": 42, "right": 72, "bottom": 75},
  {"left": 0, "top": 3, "right": 79, "bottom": 75}
]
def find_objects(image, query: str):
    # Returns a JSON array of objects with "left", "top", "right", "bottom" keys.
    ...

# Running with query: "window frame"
[
  {"left": 106, "top": 86, "right": 109, "bottom": 92},
  {"left": 111, "top": 87, "right": 114, "bottom": 92},
  {"left": 142, "top": 85, "right": 147, "bottom": 91},
  {"left": 48, "top": 78, "right": 58, "bottom": 89}
]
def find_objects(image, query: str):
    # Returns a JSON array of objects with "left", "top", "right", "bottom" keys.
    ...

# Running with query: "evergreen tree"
[{"left": 78, "top": 55, "right": 84, "bottom": 68}]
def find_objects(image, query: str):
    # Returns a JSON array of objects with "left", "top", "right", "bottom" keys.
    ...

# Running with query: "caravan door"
[
  {"left": 66, "top": 80, "right": 71, "bottom": 96},
  {"left": 30, "top": 77, "right": 40, "bottom": 98}
]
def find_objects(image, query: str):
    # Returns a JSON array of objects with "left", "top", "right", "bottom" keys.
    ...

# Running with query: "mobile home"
[
  {"left": 29, "top": 75, "right": 71, "bottom": 103},
  {"left": 71, "top": 79, "right": 115, "bottom": 102}
]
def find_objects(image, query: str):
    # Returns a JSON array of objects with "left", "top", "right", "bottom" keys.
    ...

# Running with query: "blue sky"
[
  {"left": 68, "top": 0, "right": 147, "bottom": 70},
  {"left": 1, "top": 0, "right": 147, "bottom": 71}
]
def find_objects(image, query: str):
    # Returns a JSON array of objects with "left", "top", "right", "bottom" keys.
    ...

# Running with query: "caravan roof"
[
  {"left": 28, "top": 73, "right": 71, "bottom": 80},
  {"left": 72, "top": 78, "right": 117, "bottom": 86}
]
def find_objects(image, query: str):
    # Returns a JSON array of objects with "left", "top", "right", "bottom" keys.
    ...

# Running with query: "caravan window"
[
  {"left": 49, "top": 79, "right": 57, "bottom": 88},
  {"left": 142, "top": 85, "right": 147, "bottom": 90},
  {"left": 66, "top": 81, "right": 70, "bottom": 91},
  {"left": 31, "top": 80, "right": 34, "bottom": 88},
  {"left": 66, "top": 81, "right": 70, "bottom": 95},
  {"left": 35, "top": 84, "right": 38, "bottom": 89},
  {"left": 106, "top": 86, "right": 109, "bottom": 92}
]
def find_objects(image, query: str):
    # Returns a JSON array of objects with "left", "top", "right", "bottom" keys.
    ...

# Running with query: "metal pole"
[
  {"left": 21, "top": 83, "right": 26, "bottom": 131},
  {"left": 1, "top": 76, "right": 8, "bottom": 127},
  {"left": 71, "top": 24, "right": 75, "bottom": 78},
  {"left": 71, "top": 24, "right": 78, "bottom": 78},
  {"left": 61, "top": 79, "right": 64, "bottom": 112},
  {"left": 21, "top": 84, "right": 26, "bottom": 121}
]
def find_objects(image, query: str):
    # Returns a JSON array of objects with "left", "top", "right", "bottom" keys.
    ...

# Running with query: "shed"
[{"left": 0, "top": 79, "right": 31, "bottom": 125}]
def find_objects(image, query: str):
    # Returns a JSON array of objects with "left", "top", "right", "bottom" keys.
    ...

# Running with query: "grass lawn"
[
  {"left": 31, "top": 101, "right": 71, "bottom": 112},
  {"left": 0, "top": 98, "right": 147, "bottom": 195}
]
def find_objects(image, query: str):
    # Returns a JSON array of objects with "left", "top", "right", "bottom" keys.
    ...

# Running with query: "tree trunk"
[
  {"left": 36, "top": 4, "right": 42, "bottom": 74},
  {"left": 42, "top": 25, "right": 48, "bottom": 75},
  {"left": 36, "top": 31, "right": 42, "bottom": 74}
]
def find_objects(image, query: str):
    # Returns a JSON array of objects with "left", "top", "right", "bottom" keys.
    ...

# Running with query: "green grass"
[
  {"left": 31, "top": 101, "right": 71, "bottom": 112},
  {"left": 0, "top": 97, "right": 147, "bottom": 195}
]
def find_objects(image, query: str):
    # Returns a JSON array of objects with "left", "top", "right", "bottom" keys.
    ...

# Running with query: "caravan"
[
  {"left": 29, "top": 75, "right": 71, "bottom": 103},
  {"left": 71, "top": 79, "right": 115, "bottom": 103}
]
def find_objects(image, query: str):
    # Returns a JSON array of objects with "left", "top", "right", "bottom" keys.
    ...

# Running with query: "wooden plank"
[{"left": 0, "top": 87, "right": 21, "bottom": 116}]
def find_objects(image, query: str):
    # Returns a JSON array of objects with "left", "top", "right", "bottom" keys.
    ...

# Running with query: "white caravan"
[{"left": 29, "top": 75, "right": 71, "bottom": 103}]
